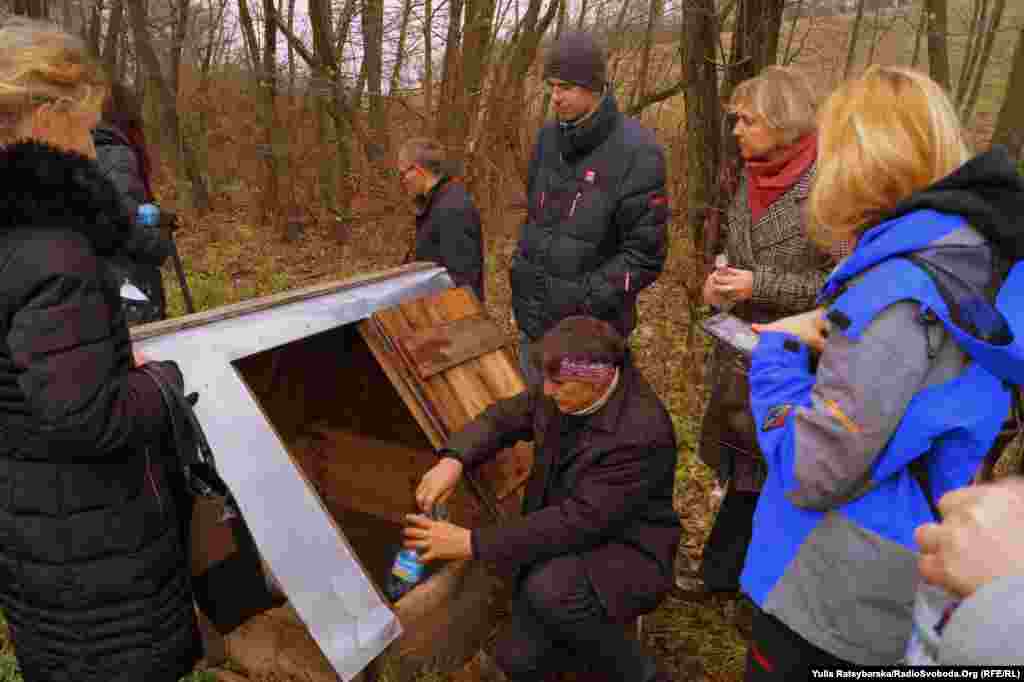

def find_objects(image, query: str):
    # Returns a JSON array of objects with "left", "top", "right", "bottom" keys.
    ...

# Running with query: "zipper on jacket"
[
  {"left": 569, "top": 191, "right": 581, "bottom": 217},
  {"left": 539, "top": 191, "right": 546, "bottom": 212},
  {"left": 145, "top": 448, "right": 164, "bottom": 514}
]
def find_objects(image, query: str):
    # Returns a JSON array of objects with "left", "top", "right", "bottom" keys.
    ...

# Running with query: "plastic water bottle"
[
  {"left": 137, "top": 202, "right": 160, "bottom": 227},
  {"left": 385, "top": 504, "right": 448, "bottom": 601}
]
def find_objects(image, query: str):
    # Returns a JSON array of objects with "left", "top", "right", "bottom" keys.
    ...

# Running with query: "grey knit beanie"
[{"left": 543, "top": 32, "right": 607, "bottom": 92}]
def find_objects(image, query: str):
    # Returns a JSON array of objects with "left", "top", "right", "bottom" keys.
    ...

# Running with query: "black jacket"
[
  {"left": 93, "top": 123, "right": 170, "bottom": 323},
  {"left": 511, "top": 94, "right": 669, "bottom": 340},
  {"left": 446, "top": 360, "right": 680, "bottom": 622},
  {"left": 0, "top": 141, "right": 200, "bottom": 682},
  {"left": 410, "top": 178, "right": 485, "bottom": 302}
]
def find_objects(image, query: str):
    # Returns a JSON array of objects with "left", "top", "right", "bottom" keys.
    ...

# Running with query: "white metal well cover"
[{"left": 132, "top": 264, "right": 453, "bottom": 680}]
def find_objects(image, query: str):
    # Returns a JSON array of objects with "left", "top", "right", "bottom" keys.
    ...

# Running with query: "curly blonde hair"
[
  {"left": 0, "top": 17, "right": 108, "bottom": 144},
  {"left": 809, "top": 66, "right": 969, "bottom": 250}
]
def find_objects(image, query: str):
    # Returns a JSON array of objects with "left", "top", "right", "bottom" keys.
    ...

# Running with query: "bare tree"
[
  {"left": 843, "top": 0, "right": 866, "bottom": 78},
  {"left": 127, "top": 0, "right": 210, "bottom": 210},
  {"left": 992, "top": 25, "right": 1024, "bottom": 161},
  {"left": 925, "top": 0, "right": 951, "bottom": 91},
  {"left": 13, "top": 0, "right": 48, "bottom": 18},
  {"left": 361, "top": 0, "right": 387, "bottom": 158},
  {"left": 680, "top": 0, "right": 724, "bottom": 339}
]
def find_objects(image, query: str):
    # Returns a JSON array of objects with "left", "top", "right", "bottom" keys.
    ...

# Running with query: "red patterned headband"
[{"left": 557, "top": 358, "right": 616, "bottom": 384}]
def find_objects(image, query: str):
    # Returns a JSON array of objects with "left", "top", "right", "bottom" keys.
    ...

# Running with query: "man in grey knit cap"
[{"left": 510, "top": 30, "right": 669, "bottom": 387}]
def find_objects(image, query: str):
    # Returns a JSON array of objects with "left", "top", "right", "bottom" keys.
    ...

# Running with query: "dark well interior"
[{"left": 230, "top": 322, "right": 450, "bottom": 593}]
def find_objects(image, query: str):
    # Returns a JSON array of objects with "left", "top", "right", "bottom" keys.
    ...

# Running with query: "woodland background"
[{"left": 2, "top": 0, "right": 1024, "bottom": 679}]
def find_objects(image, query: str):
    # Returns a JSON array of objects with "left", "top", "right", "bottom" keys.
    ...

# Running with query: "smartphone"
[{"left": 701, "top": 312, "right": 759, "bottom": 355}]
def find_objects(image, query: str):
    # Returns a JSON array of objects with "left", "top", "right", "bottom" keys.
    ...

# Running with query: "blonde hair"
[
  {"left": 0, "top": 17, "right": 107, "bottom": 144},
  {"left": 730, "top": 66, "right": 817, "bottom": 145},
  {"left": 809, "top": 66, "right": 969, "bottom": 248}
]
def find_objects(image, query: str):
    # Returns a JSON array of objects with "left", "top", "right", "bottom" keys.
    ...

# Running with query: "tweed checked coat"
[{"left": 699, "top": 164, "right": 836, "bottom": 491}]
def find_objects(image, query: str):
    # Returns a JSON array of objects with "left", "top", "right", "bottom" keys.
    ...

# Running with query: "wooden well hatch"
[{"left": 131, "top": 264, "right": 533, "bottom": 681}]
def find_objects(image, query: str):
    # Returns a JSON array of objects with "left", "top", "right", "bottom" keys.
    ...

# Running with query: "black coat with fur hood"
[{"left": 0, "top": 141, "right": 200, "bottom": 682}]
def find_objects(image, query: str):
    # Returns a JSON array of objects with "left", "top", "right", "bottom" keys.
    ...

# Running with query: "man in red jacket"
[{"left": 404, "top": 316, "right": 679, "bottom": 681}]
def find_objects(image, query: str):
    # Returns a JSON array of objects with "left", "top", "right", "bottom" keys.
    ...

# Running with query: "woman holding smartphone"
[{"left": 696, "top": 66, "right": 836, "bottom": 602}]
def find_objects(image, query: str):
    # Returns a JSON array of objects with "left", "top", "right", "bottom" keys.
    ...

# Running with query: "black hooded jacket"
[
  {"left": 511, "top": 93, "right": 669, "bottom": 341},
  {"left": 0, "top": 141, "right": 200, "bottom": 682},
  {"left": 93, "top": 123, "right": 171, "bottom": 323},
  {"left": 880, "top": 146, "right": 1024, "bottom": 342}
]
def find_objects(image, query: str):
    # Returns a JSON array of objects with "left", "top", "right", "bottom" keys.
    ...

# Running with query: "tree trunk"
[
  {"left": 422, "top": 0, "right": 434, "bottom": 114},
  {"left": 127, "top": 0, "right": 210, "bottom": 211},
  {"left": 911, "top": 0, "right": 927, "bottom": 68},
  {"left": 170, "top": 0, "right": 190, "bottom": 112},
  {"left": 237, "top": 0, "right": 262, "bottom": 72},
  {"left": 631, "top": 0, "right": 661, "bottom": 110},
  {"left": 725, "top": 0, "right": 784, "bottom": 95},
  {"left": 461, "top": 0, "right": 498, "bottom": 154},
  {"left": 992, "top": 26, "right": 1024, "bottom": 161},
  {"left": 956, "top": 0, "right": 984, "bottom": 106},
  {"left": 390, "top": 0, "right": 414, "bottom": 94},
  {"left": 287, "top": 0, "right": 297, "bottom": 94},
  {"left": 87, "top": 0, "right": 102, "bottom": 56},
  {"left": 575, "top": 0, "right": 588, "bottom": 29},
  {"left": 680, "top": 0, "right": 724, "bottom": 348},
  {"left": 435, "top": 0, "right": 465, "bottom": 146},
  {"left": 963, "top": 0, "right": 1006, "bottom": 124},
  {"left": 261, "top": 0, "right": 291, "bottom": 232},
  {"left": 494, "top": 0, "right": 560, "bottom": 180},
  {"left": 102, "top": 0, "right": 123, "bottom": 78},
  {"left": 843, "top": 0, "right": 866, "bottom": 78},
  {"left": 13, "top": 0, "right": 48, "bottom": 19},
  {"left": 361, "top": 0, "right": 387, "bottom": 160},
  {"left": 925, "top": 0, "right": 951, "bottom": 92}
]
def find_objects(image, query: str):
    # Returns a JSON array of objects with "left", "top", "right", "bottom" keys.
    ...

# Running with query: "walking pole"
[{"left": 163, "top": 212, "right": 196, "bottom": 315}]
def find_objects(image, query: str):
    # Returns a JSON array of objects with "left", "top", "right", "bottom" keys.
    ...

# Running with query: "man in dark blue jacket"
[
  {"left": 398, "top": 137, "right": 485, "bottom": 302},
  {"left": 511, "top": 31, "right": 669, "bottom": 385}
]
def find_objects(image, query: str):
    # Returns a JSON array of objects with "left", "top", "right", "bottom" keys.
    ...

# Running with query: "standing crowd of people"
[{"left": 1, "top": 14, "right": 1023, "bottom": 682}]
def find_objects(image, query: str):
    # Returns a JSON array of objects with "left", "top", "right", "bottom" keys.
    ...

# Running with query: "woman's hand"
[
  {"left": 916, "top": 478, "right": 1024, "bottom": 598},
  {"left": 710, "top": 267, "right": 754, "bottom": 303},
  {"left": 133, "top": 350, "right": 150, "bottom": 367},
  {"left": 752, "top": 308, "right": 829, "bottom": 353},
  {"left": 402, "top": 514, "right": 473, "bottom": 563},
  {"left": 703, "top": 272, "right": 730, "bottom": 308},
  {"left": 415, "top": 457, "right": 463, "bottom": 512}
]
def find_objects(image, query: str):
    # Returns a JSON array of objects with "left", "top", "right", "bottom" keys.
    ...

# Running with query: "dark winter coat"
[
  {"left": 0, "top": 141, "right": 200, "bottom": 682},
  {"left": 410, "top": 177, "right": 485, "bottom": 302},
  {"left": 93, "top": 123, "right": 171, "bottom": 323},
  {"left": 510, "top": 94, "right": 669, "bottom": 341},
  {"left": 444, "top": 360, "right": 680, "bottom": 622},
  {"left": 698, "top": 165, "right": 833, "bottom": 492}
]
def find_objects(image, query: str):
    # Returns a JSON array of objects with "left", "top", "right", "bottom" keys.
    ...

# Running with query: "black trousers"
[
  {"left": 494, "top": 554, "right": 658, "bottom": 682},
  {"left": 744, "top": 605, "right": 853, "bottom": 681}
]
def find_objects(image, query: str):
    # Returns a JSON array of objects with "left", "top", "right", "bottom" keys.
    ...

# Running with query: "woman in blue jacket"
[{"left": 740, "top": 65, "right": 1024, "bottom": 679}]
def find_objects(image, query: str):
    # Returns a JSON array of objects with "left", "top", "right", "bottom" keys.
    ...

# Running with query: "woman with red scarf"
[{"left": 696, "top": 66, "right": 839, "bottom": 612}]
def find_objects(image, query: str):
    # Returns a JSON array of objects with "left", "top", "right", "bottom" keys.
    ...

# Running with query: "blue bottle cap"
[{"left": 137, "top": 203, "right": 160, "bottom": 227}]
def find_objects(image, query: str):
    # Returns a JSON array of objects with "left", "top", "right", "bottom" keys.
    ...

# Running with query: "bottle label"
[{"left": 391, "top": 550, "right": 425, "bottom": 583}]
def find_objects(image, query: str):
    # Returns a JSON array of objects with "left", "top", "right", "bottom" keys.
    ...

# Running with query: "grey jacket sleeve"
[
  {"left": 785, "top": 301, "right": 937, "bottom": 510},
  {"left": 938, "top": 575, "right": 1024, "bottom": 665}
]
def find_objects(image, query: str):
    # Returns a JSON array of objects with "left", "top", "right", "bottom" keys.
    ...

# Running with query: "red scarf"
[{"left": 745, "top": 132, "right": 817, "bottom": 223}]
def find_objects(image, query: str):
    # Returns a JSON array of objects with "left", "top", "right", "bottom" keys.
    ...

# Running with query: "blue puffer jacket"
[{"left": 742, "top": 150, "right": 1024, "bottom": 664}]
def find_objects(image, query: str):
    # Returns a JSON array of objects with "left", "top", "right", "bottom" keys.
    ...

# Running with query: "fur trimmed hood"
[{"left": 0, "top": 139, "right": 131, "bottom": 257}]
